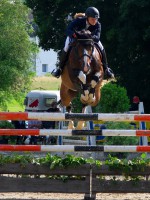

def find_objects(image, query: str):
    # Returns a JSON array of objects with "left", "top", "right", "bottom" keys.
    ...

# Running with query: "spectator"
[
  {"left": 11, "top": 120, "right": 26, "bottom": 144},
  {"left": 27, "top": 110, "right": 42, "bottom": 145},
  {"left": 130, "top": 96, "right": 140, "bottom": 111}
]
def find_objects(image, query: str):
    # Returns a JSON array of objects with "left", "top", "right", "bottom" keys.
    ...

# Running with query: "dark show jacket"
[{"left": 66, "top": 17, "right": 101, "bottom": 43}]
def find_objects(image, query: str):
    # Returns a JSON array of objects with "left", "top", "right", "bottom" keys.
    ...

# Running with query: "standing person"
[
  {"left": 12, "top": 119, "right": 26, "bottom": 144},
  {"left": 130, "top": 96, "right": 140, "bottom": 111},
  {"left": 27, "top": 110, "right": 42, "bottom": 145},
  {"left": 51, "top": 7, "right": 114, "bottom": 79}
]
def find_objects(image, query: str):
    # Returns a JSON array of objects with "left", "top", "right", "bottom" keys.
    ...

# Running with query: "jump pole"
[
  {"left": 1, "top": 129, "right": 150, "bottom": 137},
  {"left": 0, "top": 145, "right": 150, "bottom": 152},
  {"left": 1, "top": 112, "right": 150, "bottom": 121}
]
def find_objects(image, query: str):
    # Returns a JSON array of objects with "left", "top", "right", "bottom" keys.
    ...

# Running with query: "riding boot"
[
  {"left": 101, "top": 49, "right": 115, "bottom": 79},
  {"left": 51, "top": 50, "right": 68, "bottom": 78}
]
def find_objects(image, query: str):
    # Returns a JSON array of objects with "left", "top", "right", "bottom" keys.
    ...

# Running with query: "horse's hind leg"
[{"left": 60, "top": 83, "right": 78, "bottom": 129}]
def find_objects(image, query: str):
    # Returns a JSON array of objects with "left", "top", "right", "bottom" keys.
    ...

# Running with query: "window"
[
  {"left": 45, "top": 98, "right": 56, "bottom": 107},
  {"left": 42, "top": 64, "right": 48, "bottom": 72}
]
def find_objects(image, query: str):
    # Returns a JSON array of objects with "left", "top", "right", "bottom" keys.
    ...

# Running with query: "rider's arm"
[
  {"left": 90, "top": 22, "right": 101, "bottom": 43},
  {"left": 66, "top": 18, "right": 85, "bottom": 38}
]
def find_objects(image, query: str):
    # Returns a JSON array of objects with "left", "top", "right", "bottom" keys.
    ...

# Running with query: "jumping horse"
[{"left": 60, "top": 30, "right": 104, "bottom": 129}]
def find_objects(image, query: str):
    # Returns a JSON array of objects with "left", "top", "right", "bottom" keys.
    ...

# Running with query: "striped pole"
[
  {"left": 0, "top": 145, "right": 150, "bottom": 152},
  {"left": 0, "top": 129, "right": 150, "bottom": 137},
  {"left": 0, "top": 112, "right": 150, "bottom": 121}
]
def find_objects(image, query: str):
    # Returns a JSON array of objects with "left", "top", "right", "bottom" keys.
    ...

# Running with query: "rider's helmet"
[{"left": 85, "top": 7, "right": 100, "bottom": 19}]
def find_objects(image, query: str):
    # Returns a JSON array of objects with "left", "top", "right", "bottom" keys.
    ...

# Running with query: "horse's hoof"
[{"left": 76, "top": 121, "right": 85, "bottom": 130}]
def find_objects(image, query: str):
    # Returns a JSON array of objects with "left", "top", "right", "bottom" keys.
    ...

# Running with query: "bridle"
[{"left": 74, "top": 39, "right": 94, "bottom": 74}]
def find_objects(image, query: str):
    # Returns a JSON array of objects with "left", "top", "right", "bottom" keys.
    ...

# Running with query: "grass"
[
  {"left": 7, "top": 99, "right": 25, "bottom": 112},
  {"left": 31, "top": 75, "right": 61, "bottom": 90},
  {"left": 6, "top": 75, "right": 61, "bottom": 112},
  {"left": 4, "top": 75, "right": 110, "bottom": 112}
]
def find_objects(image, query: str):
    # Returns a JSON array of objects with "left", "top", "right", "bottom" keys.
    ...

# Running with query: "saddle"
[{"left": 94, "top": 43, "right": 102, "bottom": 58}]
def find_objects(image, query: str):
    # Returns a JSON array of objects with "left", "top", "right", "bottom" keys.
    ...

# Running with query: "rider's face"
[{"left": 88, "top": 17, "right": 98, "bottom": 25}]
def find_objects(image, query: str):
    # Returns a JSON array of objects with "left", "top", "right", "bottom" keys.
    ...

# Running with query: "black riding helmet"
[{"left": 85, "top": 7, "right": 100, "bottom": 19}]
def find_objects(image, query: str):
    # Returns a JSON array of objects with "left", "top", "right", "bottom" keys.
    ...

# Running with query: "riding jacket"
[{"left": 66, "top": 17, "right": 101, "bottom": 43}]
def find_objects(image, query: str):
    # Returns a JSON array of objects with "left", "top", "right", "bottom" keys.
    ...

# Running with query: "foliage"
[
  {"left": 0, "top": 121, "right": 15, "bottom": 143},
  {"left": 71, "top": 93, "right": 82, "bottom": 113},
  {"left": 94, "top": 83, "right": 130, "bottom": 113},
  {"left": 103, "top": 121, "right": 139, "bottom": 158},
  {"left": 0, "top": 121, "right": 14, "bottom": 129},
  {"left": 25, "top": 0, "right": 90, "bottom": 51},
  {"left": 25, "top": 0, "right": 150, "bottom": 112},
  {"left": 105, "top": 153, "right": 150, "bottom": 180},
  {"left": 0, "top": 0, "right": 38, "bottom": 110},
  {"left": 0, "top": 153, "right": 33, "bottom": 166},
  {"left": 104, "top": 121, "right": 139, "bottom": 145},
  {"left": 0, "top": 153, "right": 100, "bottom": 168},
  {"left": 0, "top": 153, "right": 150, "bottom": 180}
]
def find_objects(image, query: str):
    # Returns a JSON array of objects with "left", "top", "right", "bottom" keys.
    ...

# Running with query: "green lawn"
[
  {"left": 6, "top": 75, "right": 61, "bottom": 112},
  {"left": 31, "top": 75, "right": 61, "bottom": 90}
]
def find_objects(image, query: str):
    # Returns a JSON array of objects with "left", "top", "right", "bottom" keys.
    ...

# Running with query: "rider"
[{"left": 51, "top": 7, "right": 114, "bottom": 79}]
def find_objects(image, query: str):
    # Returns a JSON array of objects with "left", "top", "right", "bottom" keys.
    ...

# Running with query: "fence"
[{"left": 0, "top": 111, "right": 150, "bottom": 199}]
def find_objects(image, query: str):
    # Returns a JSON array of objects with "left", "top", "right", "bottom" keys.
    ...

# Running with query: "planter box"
[
  {"left": 0, "top": 163, "right": 150, "bottom": 196},
  {"left": 92, "top": 179, "right": 150, "bottom": 193},
  {"left": 0, "top": 164, "right": 90, "bottom": 193},
  {"left": 0, "top": 176, "right": 89, "bottom": 193}
]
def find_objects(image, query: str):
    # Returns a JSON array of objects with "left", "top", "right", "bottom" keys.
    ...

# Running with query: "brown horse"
[{"left": 60, "top": 30, "right": 104, "bottom": 129}]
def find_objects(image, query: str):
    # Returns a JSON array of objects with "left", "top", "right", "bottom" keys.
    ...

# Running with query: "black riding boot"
[
  {"left": 101, "top": 49, "right": 114, "bottom": 79},
  {"left": 51, "top": 50, "right": 68, "bottom": 78}
]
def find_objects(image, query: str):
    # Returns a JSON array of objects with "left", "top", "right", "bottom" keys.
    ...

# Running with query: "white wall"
[{"left": 34, "top": 37, "right": 58, "bottom": 76}]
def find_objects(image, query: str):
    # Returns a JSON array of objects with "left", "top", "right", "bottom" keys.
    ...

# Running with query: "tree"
[
  {"left": 25, "top": 0, "right": 92, "bottom": 51},
  {"left": 25, "top": 0, "right": 150, "bottom": 112},
  {"left": 0, "top": 0, "right": 37, "bottom": 109},
  {"left": 103, "top": 0, "right": 150, "bottom": 112}
]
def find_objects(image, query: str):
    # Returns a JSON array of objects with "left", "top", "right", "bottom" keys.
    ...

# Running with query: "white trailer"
[{"left": 24, "top": 90, "right": 60, "bottom": 111}]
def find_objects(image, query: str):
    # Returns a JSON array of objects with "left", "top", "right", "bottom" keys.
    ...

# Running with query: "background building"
[{"left": 33, "top": 37, "right": 57, "bottom": 76}]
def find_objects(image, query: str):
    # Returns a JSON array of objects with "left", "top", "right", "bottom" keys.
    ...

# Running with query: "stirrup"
[{"left": 51, "top": 69, "right": 62, "bottom": 78}]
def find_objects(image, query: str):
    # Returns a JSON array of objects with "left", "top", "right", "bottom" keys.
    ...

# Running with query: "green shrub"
[
  {"left": 0, "top": 121, "right": 15, "bottom": 144},
  {"left": 72, "top": 93, "right": 82, "bottom": 113},
  {"left": 104, "top": 122, "right": 139, "bottom": 158},
  {"left": 94, "top": 82, "right": 130, "bottom": 113},
  {"left": 0, "top": 121, "right": 14, "bottom": 129}
]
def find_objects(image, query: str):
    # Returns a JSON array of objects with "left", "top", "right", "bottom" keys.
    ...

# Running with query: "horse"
[{"left": 60, "top": 30, "right": 104, "bottom": 129}]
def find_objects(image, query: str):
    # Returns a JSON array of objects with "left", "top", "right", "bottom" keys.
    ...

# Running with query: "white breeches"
[
  {"left": 63, "top": 36, "right": 104, "bottom": 52},
  {"left": 64, "top": 37, "right": 71, "bottom": 52}
]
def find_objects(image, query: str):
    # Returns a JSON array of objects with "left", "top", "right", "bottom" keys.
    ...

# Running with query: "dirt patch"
[{"left": 0, "top": 193, "right": 150, "bottom": 200}]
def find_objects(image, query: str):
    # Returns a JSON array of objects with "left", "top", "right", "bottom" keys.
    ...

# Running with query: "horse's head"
[{"left": 73, "top": 30, "right": 94, "bottom": 74}]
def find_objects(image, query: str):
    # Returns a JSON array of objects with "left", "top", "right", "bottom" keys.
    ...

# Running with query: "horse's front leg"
[
  {"left": 88, "top": 72, "right": 101, "bottom": 104},
  {"left": 77, "top": 71, "right": 89, "bottom": 103}
]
